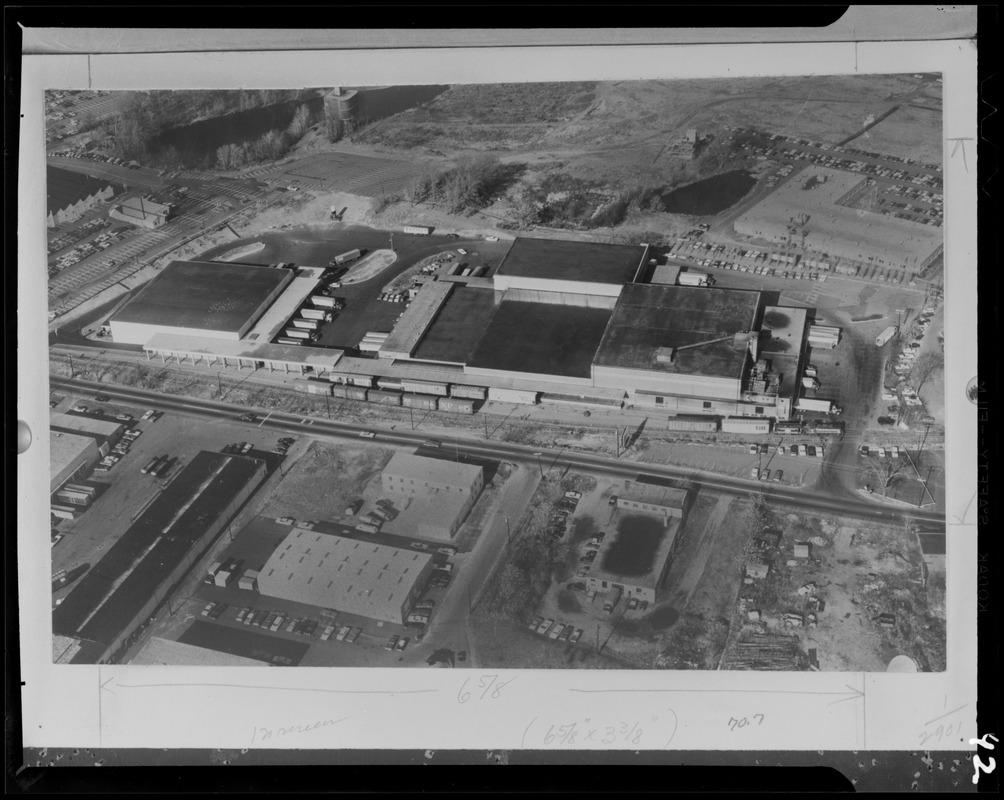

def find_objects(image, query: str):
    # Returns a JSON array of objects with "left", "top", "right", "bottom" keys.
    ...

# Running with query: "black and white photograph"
[
  {"left": 44, "top": 73, "right": 951, "bottom": 673},
  {"left": 14, "top": 13, "right": 983, "bottom": 763}
]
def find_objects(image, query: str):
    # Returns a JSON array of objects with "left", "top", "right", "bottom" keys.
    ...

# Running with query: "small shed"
[
  {"left": 793, "top": 542, "right": 811, "bottom": 559},
  {"left": 746, "top": 562, "right": 770, "bottom": 580}
]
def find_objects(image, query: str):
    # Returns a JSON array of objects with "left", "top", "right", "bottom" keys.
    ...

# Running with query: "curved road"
[{"left": 59, "top": 376, "right": 945, "bottom": 527}]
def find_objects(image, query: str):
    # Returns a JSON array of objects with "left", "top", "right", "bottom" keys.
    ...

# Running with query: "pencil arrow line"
[
  {"left": 827, "top": 684, "right": 866, "bottom": 706},
  {"left": 112, "top": 682, "right": 438, "bottom": 695},
  {"left": 570, "top": 687, "right": 865, "bottom": 701},
  {"left": 99, "top": 677, "right": 116, "bottom": 696}
]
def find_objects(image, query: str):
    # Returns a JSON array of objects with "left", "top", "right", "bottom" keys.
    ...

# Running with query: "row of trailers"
[
  {"left": 664, "top": 414, "right": 845, "bottom": 436},
  {"left": 292, "top": 376, "right": 483, "bottom": 414}
]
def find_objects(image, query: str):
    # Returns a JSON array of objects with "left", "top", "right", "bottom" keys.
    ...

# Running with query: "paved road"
[{"left": 56, "top": 377, "right": 946, "bottom": 527}]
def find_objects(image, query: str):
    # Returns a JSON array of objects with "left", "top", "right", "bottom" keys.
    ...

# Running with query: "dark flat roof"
[
  {"left": 47, "top": 165, "right": 118, "bottom": 215},
  {"left": 412, "top": 286, "right": 500, "bottom": 364},
  {"left": 495, "top": 237, "right": 646, "bottom": 285},
  {"left": 468, "top": 298, "right": 613, "bottom": 379},
  {"left": 593, "top": 283, "right": 761, "bottom": 379},
  {"left": 112, "top": 260, "right": 292, "bottom": 332},
  {"left": 54, "top": 452, "right": 264, "bottom": 654}
]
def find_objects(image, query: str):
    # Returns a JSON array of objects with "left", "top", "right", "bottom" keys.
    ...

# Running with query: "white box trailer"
[
  {"left": 300, "top": 307, "right": 330, "bottom": 321},
  {"left": 678, "top": 271, "right": 711, "bottom": 287},
  {"left": 333, "top": 248, "right": 361, "bottom": 265},
  {"left": 795, "top": 398, "right": 834, "bottom": 414},
  {"left": 284, "top": 328, "right": 312, "bottom": 340},
  {"left": 403, "top": 225, "right": 433, "bottom": 236},
  {"left": 488, "top": 387, "right": 539, "bottom": 405},
  {"left": 876, "top": 326, "right": 898, "bottom": 346},
  {"left": 292, "top": 318, "right": 321, "bottom": 330},
  {"left": 311, "top": 295, "right": 337, "bottom": 309}
]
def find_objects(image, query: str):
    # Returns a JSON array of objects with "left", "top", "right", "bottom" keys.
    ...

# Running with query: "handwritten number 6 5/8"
[{"left": 458, "top": 675, "right": 511, "bottom": 704}]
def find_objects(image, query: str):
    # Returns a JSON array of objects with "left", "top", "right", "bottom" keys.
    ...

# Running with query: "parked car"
[
  {"left": 529, "top": 615, "right": 544, "bottom": 630},
  {"left": 749, "top": 444, "right": 758, "bottom": 455},
  {"left": 395, "top": 637, "right": 409, "bottom": 652},
  {"left": 537, "top": 619, "right": 554, "bottom": 635},
  {"left": 568, "top": 628, "right": 583, "bottom": 644},
  {"left": 627, "top": 597, "right": 640, "bottom": 611},
  {"left": 359, "top": 431, "right": 376, "bottom": 439},
  {"left": 608, "top": 495, "right": 619, "bottom": 506},
  {"left": 94, "top": 394, "right": 110, "bottom": 402},
  {"left": 548, "top": 623, "right": 565, "bottom": 640},
  {"left": 557, "top": 626, "right": 572, "bottom": 642},
  {"left": 385, "top": 635, "right": 400, "bottom": 651}
]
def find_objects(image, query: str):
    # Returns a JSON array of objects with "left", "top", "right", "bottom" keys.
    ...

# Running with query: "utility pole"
[
  {"left": 533, "top": 452, "right": 544, "bottom": 478},
  {"left": 918, "top": 466, "right": 934, "bottom": 508},
  {"left": 596, "top": 624, "right": 600, "bottom": 654},
  {"left": 505, "top": 515, "right": 511, "bottom": 547},
  {"left": 389, "top": 232, "right": 395, "bottom": 253}
]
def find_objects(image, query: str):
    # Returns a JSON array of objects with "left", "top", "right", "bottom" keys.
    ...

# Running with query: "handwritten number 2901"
[{"left": 457, "top": 675, "right": 513, "bottom": 704}]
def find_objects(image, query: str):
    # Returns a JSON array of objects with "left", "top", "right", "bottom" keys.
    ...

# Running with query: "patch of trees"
[
  {"left": 400, "top": 155, "right": 525, "bottom": 215},
  {"left": 104, "top": 89, "right": 317, "bottom": 168}
]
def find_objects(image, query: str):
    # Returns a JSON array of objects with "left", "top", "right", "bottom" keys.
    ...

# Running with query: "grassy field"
[{"left": 259, "top": 440, "right": 390, "bottom": 522}]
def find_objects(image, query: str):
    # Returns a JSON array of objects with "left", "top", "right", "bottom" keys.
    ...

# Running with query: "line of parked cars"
[{"left": 528, "top": 616, "right": 584, "bottom": 644}]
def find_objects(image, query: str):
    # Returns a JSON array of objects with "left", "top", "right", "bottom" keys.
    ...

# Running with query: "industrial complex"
[{"left": 108, "top": 236, "right": 813, "bottom": 421}]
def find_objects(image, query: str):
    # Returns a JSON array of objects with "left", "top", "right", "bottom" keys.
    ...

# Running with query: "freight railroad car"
[
  {"left": 807, "top": 420, "right": 845, "bottom": 436},
  {"left": 401, "top": 393, "right": 438, "bottom": 410},
  {"left": 774, "top": 420, "right": 803, "bottom": 434},
  {"left": 292, "top": 377, "right": 334, "bottom": 396},
  {"left": 663, "top": 414, "right": 720, "bottom": 432},
  {"left": 721, "top": 416, "right": 772, "bottom": 434},
  {"left": 438, "top": 397, "right": 476, "bottom": 415},
  {"left": 367, "top": 389, "right": 403, "bottom": 407}
]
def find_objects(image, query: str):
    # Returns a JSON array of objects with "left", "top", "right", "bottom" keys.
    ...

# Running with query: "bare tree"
[
  {"left": 863, "top": 458, "right": 910, "bottom": 498},
  {"left": 910, "top": 350, "right": 944, "bottom": 393},
  {"left": 286, "top": 104, "right": 313, "bottom": 140}
]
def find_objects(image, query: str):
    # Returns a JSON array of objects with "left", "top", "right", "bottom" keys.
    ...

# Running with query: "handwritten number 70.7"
[
  {"left": 728, "top": 714, "right": 765, "bottom": 731},
  {"left": 457, "top": 675, "right": 514, "bottom": 704}
]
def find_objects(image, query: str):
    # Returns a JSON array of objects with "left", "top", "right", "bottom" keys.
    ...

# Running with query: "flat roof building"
[
  {"left": 258, "top": 530, "right": 434, "bottom": 624},
  {"left": 52, "top": 451, "right": 267, "bottom": 664},
  {"left": 50, "top": 430, "right": 100, "bottom": 494},
  {"left": 592, "top": 283, "right": 762, "bottom": 412},
  {"left": 585, "top": 487, "right": 691, "bottom": 605},
  {"left": 110, "top": 260, "right": 294, "bottom": 345},
  {"left": 109, "top": 196, "right": 172, "bottom": 229},
  {"left": 50, "top": 412, "right": 124, "bottom": 456},
  {"left": 131, "top": 637, "right": 269, "bottom": 666},
  {"left": 381, "top": 453, "right": 484, "bottom": 540},
  {"left": 493, "top": 237, "right": 649, "bottom": 297}
]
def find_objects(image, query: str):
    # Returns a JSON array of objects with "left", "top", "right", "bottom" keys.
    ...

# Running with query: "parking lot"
[{"left": 50, "top": 393, "right": 299, "bottom": 589}]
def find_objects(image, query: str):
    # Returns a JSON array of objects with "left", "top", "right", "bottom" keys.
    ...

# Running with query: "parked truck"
[
  {"left": 678, "top": 271, "right": 713, "bottom": 287},
  {"left": 284, "top": 328, "right": 313, "bottom": 340},
  {"left": 332, "top": 249, "right": 361, "bottom": 266},
  {"left": 403, "top": 225, "right": 433, "bottom": 236},
  {"left": 291, "top": 318, "right": 321, "bottom": 330},
  {"left": 603, "top": 586, "right": 623, "bottom": 613},
  {"left": 300, "top": 308, "right": 331, "bottom": 322},
  {"left": 876, "top": 326, "right": 898, "bottom": 347}
]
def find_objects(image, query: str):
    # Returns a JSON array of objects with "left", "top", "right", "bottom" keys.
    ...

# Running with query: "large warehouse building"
[
  {"left": 109, "top": 260, "right": 295, "bottom": 345},
  {"left": 258, "top": 529, "right": 434, "bottom": 624},
  {"left": 119, "top": 237, "right": 810, "bottom": 420},
  {"left": 381, "top": 453, "right": 485, "bottom": 541},
  {"left": 51, "top": 412, "right": 124, "bottom": 457},
  {"left": 52, "top": 451, "right": 267, "bottom": 664}
]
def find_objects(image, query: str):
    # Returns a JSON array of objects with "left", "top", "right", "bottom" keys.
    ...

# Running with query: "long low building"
[
  {"left": 52, "top": 451, "right": 267, "bottom": 664},
  {"left": 257, "top": 529, "right": 434, "bottom": 624},
  {"left": 50, "top": 412, "right": 124, "bottom": 457},
  {"left": 47, "top": 165, "right": 117, "bottom": 228}
]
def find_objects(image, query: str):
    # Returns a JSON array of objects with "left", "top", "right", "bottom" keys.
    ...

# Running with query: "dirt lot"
[
  {"left": 724, "top": 508, "right": 945, "bottom": 672},
  {"left": 260, "top": 440, "right": 392, "bottom": 523}
]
